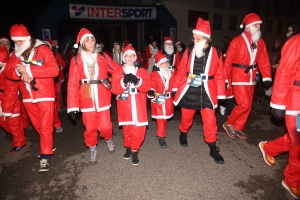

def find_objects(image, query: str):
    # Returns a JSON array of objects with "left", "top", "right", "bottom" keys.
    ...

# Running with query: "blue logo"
[{"left": 72, "top": 6, "right": 85, "bottom": 16}]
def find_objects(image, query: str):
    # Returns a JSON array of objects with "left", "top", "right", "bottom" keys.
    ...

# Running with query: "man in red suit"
[
  {"left": 171, "top": 18, "right": 226, "bottom": 164},
  {"left": 4, "top": 24, "right": 59, "bottom": 172},
  {"left": 223, "top": 13, "right": 272, "bottom": 140},
  {"left": 259, "top": 33, "right": 300, "bottom": 199},
  {"left": 147, "top": 52, "right": 174, "bottom": 148}
]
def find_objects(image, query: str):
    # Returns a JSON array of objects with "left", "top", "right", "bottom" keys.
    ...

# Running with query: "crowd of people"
[{"left": 0, "top": 12, "right": 299, "bottom": 199}]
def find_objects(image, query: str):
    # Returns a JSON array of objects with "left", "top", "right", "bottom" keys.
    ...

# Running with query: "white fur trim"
[
  {"left": 11, "top": 36, "right": 31, "bottom": 41},
  {"left": 157, "top": 58, "right": 167, "bottom": 67},
  {"left": 245, "top": 20, "right": 262, "bottom": 28},
  {"left": 192, "top": 29, "right": 210, "bottom": 38},
  {"left": 74, "top": 44, "right": 78, "bottom": 48},
  {"left": 122, "top": 49, "right": 136, "bottom": 61},
  {"left": 80, "top": 34, "right": 94, "bottom": 46},
  {"left": 240, "top": 24, "right": 244, "bottom": 28},
  {"left": 164, "top": 40, "right": 172, "bottom": 43}
]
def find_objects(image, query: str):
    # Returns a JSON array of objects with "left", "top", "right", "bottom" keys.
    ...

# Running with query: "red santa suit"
[
  {"left": 224, "top": 25, "right": 271, "bottom": 132},
  {"left": 144, "top": 43, "right": 159, "bottom": 72},
  {"left": 159, "top": 37, "right": 181, "bottom": 74},
  {"left": 4, "top": 36, "right": 58, "bottom": 156},
  {"left": 263, "top": 33, "right": 300, "bottom": 191},
  {"left": 111, "top": 46, "right": 151, "bottom": 150},
  {"left": 67, "top": 29, "right": 121, "bottom": 147},
  {"left": 0, "top": 47, "right": 26, "bottom": 149},
  {"left": 148, "top": 53, "right": 174, "bottom": 138}
]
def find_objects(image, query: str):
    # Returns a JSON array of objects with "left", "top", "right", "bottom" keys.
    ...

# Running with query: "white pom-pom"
[
  {"left": 74, "top": 43, "right": 78, "bottom": 48},
  {"left": 240, "top": 24, "right": 244, "bottom": 28}
]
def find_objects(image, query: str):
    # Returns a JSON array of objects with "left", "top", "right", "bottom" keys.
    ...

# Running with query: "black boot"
[
  {"left": 123, "top": 147, "right": 131, "bottom": 159},
  {"left": 179, "top": 132, "right": 188, "bottom": 147},
  {"left": 208, "top": 142, "right": 224, "bottom": 164}
]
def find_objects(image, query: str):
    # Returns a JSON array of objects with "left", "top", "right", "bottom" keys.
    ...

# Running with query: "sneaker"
[
  {"left": 220, "top": 106, "right": 226, "bottom": 116},
  {"left": 132, "top": 152, "right": 139, "bottom": 165},
  {"left": 39, "top": 159, "right": 49, "bottom": 172},
  {"left": 235, "top": 130, "right": 247, "bottom": 140},
  {"left": 282, "top": 179, "right": 300, "bottom": 199},
  {"left": 10, "top": 144, "right": 26, "bottom": 154},
  {"left": 56, "top": 127, "right": 63, "bottom": 133},
  {"left": 258, "top": 141, "right": 275, "bottom": 166},
  {"left": 223, "top": 122, "right": 236, "bottom": 138},
  {"left": 158, "top": 138, "right": 167, "bottom": 148},
  {"left": 123, "top": 148, "right": 132, "bottom": 159},
  {"left": 105, "top": 139, "right": 115, "bottom": 152},
  {"left": 89, "top": 148, "right": 98, "bottom": 163}
]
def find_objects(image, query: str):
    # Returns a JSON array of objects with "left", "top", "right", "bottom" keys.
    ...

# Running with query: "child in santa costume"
[
  {"left": 147, "top": 52, "right": 174, "bottom": 148},
  {"left": 111, "top": 45, "right": 151, "bottom": 165},
  {"left": 171, "top": 18, "right": 226, "bottom": 164},
  {"left": 4, "top": 24, "right": 59, "bottom": 172},
  {"left": 0, "top": 46, "right": 27, "bottom": 153},
  {"left": 67, "top": 28, "right": 121, "bottom": 163}
]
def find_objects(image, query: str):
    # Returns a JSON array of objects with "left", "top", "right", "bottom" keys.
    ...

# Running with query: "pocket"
[{"left": 81, "top": 83, "right": 92, "bottom": 100}]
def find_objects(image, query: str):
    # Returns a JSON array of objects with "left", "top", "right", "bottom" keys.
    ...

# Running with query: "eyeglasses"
[
  {"left": 13, "top": 40, "right": 25, "bottom": 44},
  {"left": 191, "top": 37, "right": 204, "bottom": 42},
  {"left": 124, "top": 54, "right": 136, "bottom": 58},
  {"left": 164, "top": 42, "right": 173, "bottom": 46}
]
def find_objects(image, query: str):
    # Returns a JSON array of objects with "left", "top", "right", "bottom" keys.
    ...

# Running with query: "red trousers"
[
  {"left": 179, "top": 108, "right": 217, "bottom": 143},
  {"left": 264, "top": 115, "right": 300, "bottom": 188},
  {"left": 0, "top": 116, "right": 26, "bottom": 147},
  {"left": 156, "top": 119, "right": 168, "bottom": 138},
  {"left": 24, "top": 102, "right": 54, "bottom": 154},
  {"left": 82, "top": 110, "right": 112, "bottom": 147},
  {"left": 20, "top": 104, "right": 29, "bottom": 130},
  {"left": 53, "top": 104, "right": 61, "bottom": 129},
  {"left": 227, "top": 85, "right": 255, "bottom": 131},
  {"left": 123, "top": 125, "right": 146, "bottom": 150}
]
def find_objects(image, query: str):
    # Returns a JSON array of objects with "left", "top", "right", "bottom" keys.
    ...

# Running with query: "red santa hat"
[
  {"left": 0, "top": 36, "right": 11, "bottom": 45},
  {"left": 240, "top": 13, "right": 262, "bottom": 28},
  {"left": 74, "top": 28, "right": 94, "bottom": 48},
  {"left": 10, "top": 24, "right": 31, "bottom": 41},
  {"left": 0, "top": 46, "right": 9, "bottom": 64},
  {"left": 155, "top": 52, "right": 168, "bottom": 67},
  {"left": 46, "top": 39, "right": 58, "bottom": 48},
  {"left": 164, "top": 36, "right": 173, "bottom": 43},
  {"left": 192, "top": 18, "right": 211, "bottom": 38},
  {"left": 122, "top": 45, "right": 136, "bottom": 61},
  {"left": 175, "top": 40, "right": 181, "bottom": 46}
]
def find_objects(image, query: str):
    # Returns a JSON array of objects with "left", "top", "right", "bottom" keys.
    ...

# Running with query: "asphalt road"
[{"left": 0, "top": 84, "right": 294, "bottom": 200}]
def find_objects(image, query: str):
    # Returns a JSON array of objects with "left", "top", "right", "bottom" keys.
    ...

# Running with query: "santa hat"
[
  {"left": 74, "top": 28, "right": 94, "bottom": 48},
  {"left": 0, "top": 46, "right": 9, "bottom": 64},
  {"left": 0, "top": 36, "right": 11, "bottom": 45},
  {"left": 164, "top": 36, "right": 173, "bottom": 43},
  {"left": 155, "top": 52, "right": 167, "bottom": 67},
  {"left": 122, "top": 45, "right": 136, "bottom": 61},
  {"left": 123, "top": 40, "right": 132, "bottom": 47},
  {"left": 175, "top": 40, "right": 181, "bottom": 46},
  {"left": 10, "top": 24, "right": 31, "bottom": 41},
  {"left": 240, "top": 13, "right": 262, "bottom": 28},
  {"left": 192, "top": 18, "right": 211, "bottom": 38},
  {"left": 46, "top": 39, "right": 58, "bottom": 48}
]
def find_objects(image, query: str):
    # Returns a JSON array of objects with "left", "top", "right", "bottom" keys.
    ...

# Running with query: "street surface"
[{"left": 0, "top": 84, "right": 294, "bottom": 200}]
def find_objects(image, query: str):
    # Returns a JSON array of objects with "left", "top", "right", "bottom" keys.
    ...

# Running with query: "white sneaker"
[
  {"left": 89, "top": 148, "right": 97, "bottom": 163},
  {"left": 39, "top": 159, "right": 49, "bottom": 172},
  {"left": 106, "top": 139, "right": 115, "bottom": 152},
  {"left": 220, "top": 106, "right": 226, "bottom": 116},
  {"left": 56, "top": 127, "right": 63, "bottom": 133}
]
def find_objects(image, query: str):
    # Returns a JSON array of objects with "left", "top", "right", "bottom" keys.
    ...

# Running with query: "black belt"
[
  {"left": 232, "top": 63, "right": 257, "bottom": 73},
  {"left": 129, "top": 88, "right": 141, "bottom": 93},
  {"left": 80, "top": 80, "right": 102, "bottom": 84},
  {"left": 0, "top": 89, "right": 3, "bottom": 93},
  {"left": 186, "top": 72, "right": 214, "bottom": 80},
  {"left": 294, "top": 81, "right": 300, "bottom": 86}
]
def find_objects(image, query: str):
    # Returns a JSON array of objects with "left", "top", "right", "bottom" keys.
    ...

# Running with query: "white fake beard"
[
  {"left": 160, "top": 67, "right": 171, "bottom": 88},
  {"left": 194, "top": 39, "right": 206, "bottom": 58},
  {"left": 164, "top": 46, "right": 174, "bottom": 55},
  {"left": 177, "top": 46, "right": 183, "bottom": 52},
  {"left": 286, "top": 32, "right": 293, "bottom": 38},
  {"left": 124, "top": 64, "right": 136, "bottom": 75},
  {"left": 81, "top": 50, "right": 97, "bottom": 66},
  {"left": 249, "top": 26, "right": 261, "bottom": 42},
  {"left": 14, "top": 39, "right": 31, "bottom": 58}
]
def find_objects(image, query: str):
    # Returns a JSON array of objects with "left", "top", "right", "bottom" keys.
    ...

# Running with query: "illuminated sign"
[{"left": 69, "top": 4, "right": 157, "bottom": 20}]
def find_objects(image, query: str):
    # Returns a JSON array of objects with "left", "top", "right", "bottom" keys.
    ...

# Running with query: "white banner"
[{"left": 69, "top": 4, "right": 156, "bottom": 20}]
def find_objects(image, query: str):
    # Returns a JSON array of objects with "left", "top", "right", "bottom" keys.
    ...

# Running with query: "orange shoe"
[
  {"left": 258, "top": 141, "right": 275, "bottom": 166},
  {"left": 282, "top": 179, "right": 299, "bottom": 199}
]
